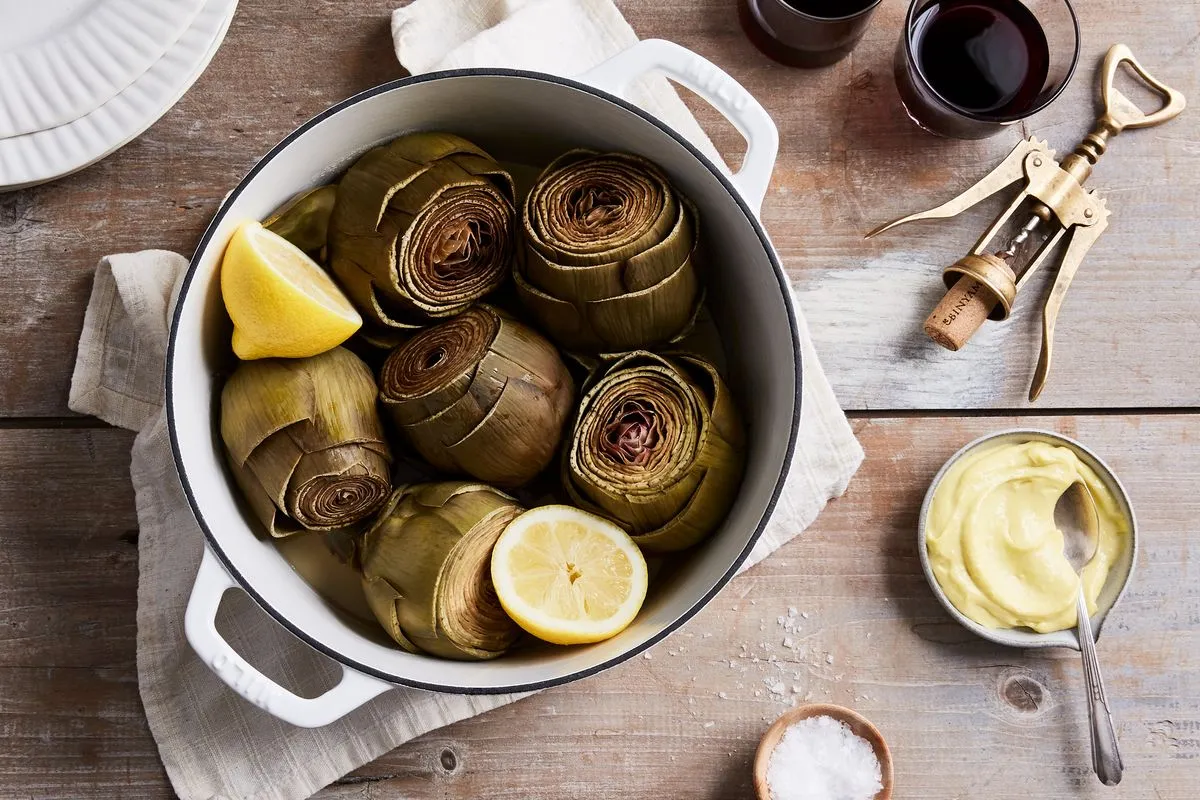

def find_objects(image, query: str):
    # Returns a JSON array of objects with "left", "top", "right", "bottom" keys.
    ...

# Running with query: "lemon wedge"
[
  {"left": 491, "top": 505, "right": 648, "bottom": 645},
  {"left": 221, "top": 220, "right": 362, "bottom": 359}
]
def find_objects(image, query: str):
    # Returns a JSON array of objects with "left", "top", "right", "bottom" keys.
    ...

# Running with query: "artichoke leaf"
[
  {"left": 263, "top": 185, "right": 338, "bottom": 254},
  {"left": 229, "top": 456, "right": 305, "bottom": 538},
  {"left": 584, "top": 247, "right": 701, "bottom": 352},
  {"left": 362, "top": 575, "right": 421, "bottom": 653},
  {"left": 243, "top": 425, "right": 306, "bottom": 511},
  {"left": 441, "top": 375, "right": 568, "bottom": 488},
  {"left": 220, "top": 360, "right": 317, "bottom": 466}
]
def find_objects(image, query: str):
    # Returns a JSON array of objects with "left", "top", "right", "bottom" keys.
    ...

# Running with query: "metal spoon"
[{"left": 1055, "top": 481, "right": 1124, "bottom": 786}]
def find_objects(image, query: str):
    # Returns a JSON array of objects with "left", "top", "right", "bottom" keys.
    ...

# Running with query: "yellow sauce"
[{"left": 927, "top": 440, "right": 1129, "bottom": 633}]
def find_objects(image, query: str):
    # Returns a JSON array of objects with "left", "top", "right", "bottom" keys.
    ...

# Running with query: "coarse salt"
[{"left": 766, "top": 715, "right": 882, "bottom": 800}]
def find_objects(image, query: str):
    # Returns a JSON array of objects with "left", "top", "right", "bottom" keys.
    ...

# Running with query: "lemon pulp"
[
  {"left": 491, "top": 505, "right": 648, "bottom": 645},
  {"left": 221, "top": 220, "right": 361, "bottom": 359}
]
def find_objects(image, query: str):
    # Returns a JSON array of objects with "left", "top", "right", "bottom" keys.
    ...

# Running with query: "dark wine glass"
[
  {"left": 740, "top": 0, "right": 883, "bottom": 68},
  {"left": 895, "top": 0, "right": 1080, "bottom": 138}
]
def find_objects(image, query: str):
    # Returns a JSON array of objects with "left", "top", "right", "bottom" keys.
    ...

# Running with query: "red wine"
[
  {"left": 912, "top": 0, "right": 1050, "bottom": 116},
  {"left": 781, "top": 0, "right": 876, "bottom": 18}
]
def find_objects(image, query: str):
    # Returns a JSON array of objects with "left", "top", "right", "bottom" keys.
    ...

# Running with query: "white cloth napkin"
[{"left": 68, "top": 2, "right": 863, "bottom": 799}]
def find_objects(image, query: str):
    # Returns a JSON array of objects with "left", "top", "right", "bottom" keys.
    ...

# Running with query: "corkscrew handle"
[
  {"left": 1099, "top": 44, "right": 1186, "bottom": 134},
  {"left": 1064, "top": 45, "right": 1187, "bottom": 182}
]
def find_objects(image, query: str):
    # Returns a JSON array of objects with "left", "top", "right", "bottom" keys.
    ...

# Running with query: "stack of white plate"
[{"left": 0, "top": 0, "right": 239, "bottom": 191}]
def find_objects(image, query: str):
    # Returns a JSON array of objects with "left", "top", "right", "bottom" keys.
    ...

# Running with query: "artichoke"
[
  {"left": 329, "top": 132, "right": 516, "bottom": 341},
  {"left": 563, "top": 352, "right": 744, "bottom": 552},
  {"left": 263, "top": 184, "right": 338, "bottom": 256},
  {"left": 220, "top": 347, "right": 392, "bottom": 537},
  {"left": 378, "top": 304, "right": 575, "bottom": 488},
  {"left": 359, "top": 482, "right": 525, "bottom": 660},
  {"left": 515, "top": 150, "right": 701, "bottom": 352}
]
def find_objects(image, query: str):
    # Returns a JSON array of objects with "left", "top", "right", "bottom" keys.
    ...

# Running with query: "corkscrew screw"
[{"left": 867, "top": 44, "right": 1186, "bottom": 401}]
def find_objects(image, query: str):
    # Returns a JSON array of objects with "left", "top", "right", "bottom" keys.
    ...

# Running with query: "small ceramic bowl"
[
  {"left": 753, "top": 703, "right": 893, "bottom": 800},
  {"left": 917, "top": 429, "right": 1139, "bottom": 649}
]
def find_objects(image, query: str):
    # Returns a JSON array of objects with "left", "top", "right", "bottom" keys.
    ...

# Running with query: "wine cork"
[{"left": 924, "top": 276, "right": 1001, "bottom": 351}]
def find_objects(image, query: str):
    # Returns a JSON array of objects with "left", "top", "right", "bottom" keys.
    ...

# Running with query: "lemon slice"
[
  {"left": 220, "top": 220, "right": 362, "bottom": 359},
  {"left": 491, "top": 505, "right": 648, "bottom": 645}
]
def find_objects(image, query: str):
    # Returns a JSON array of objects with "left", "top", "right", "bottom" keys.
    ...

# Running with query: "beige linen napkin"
[{"left": 69, "top": 2, "right": 862, "bottom": 799}]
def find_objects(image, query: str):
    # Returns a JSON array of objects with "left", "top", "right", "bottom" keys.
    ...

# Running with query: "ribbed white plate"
[
  {"left": 0, "top": 0, "right": 208, "bottom": 137},
  {"left": 0, "top": 0, "right": 238, "bottom": 190}
]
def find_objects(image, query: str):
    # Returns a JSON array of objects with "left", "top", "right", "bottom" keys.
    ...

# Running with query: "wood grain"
[
  {"left": 3, "top": 418, "right": 1196, "bottom": 798},
  {"left": 3, "top": 2, "right": 1199, "bottom": 798},
  {"left": 3, "top": 1, "right": 1199, "bottom": 415}
]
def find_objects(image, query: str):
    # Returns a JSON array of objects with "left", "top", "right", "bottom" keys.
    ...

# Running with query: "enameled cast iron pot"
[{"left": 171, "top": 40, "right": 801, "bottom": 728}]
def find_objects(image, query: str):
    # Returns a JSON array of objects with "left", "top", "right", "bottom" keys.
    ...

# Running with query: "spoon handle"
[{"left": 1077, "top": 589, "right": 1123, "bottom": 786}]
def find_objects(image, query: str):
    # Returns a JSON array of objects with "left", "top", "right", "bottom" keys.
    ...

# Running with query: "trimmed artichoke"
[
  {"left": 329, "top": 132, "right": 516, "bottom": 341},
  {"left": 516, "top": 150, "right": 701, "bottom": 352},
  {"left": 378, "top": 304, "right": 575, "bottom": 488},
  {"left": 359, "top": 482, "right": 524, "bottom": 660},
  {"left": 263, "top": 184, "right": 338, "bottom": 256},
  {"left": 563, "top": 351, "right": 744, "bottom": 552},
  {"left": 220, "top": 347, "right": 392, "bottom": 537}
]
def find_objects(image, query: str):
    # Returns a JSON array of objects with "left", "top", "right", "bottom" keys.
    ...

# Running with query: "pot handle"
[
  {"left": 580, "top": 39, "right": 779, "bottom": 214},
  {"left": 184, "top": 546, "right": 392, "bottom": 728}
]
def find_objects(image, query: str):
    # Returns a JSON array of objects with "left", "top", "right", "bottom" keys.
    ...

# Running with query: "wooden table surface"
[{"left": 2, "top": 1, "right": 1198, "bottom": 797}]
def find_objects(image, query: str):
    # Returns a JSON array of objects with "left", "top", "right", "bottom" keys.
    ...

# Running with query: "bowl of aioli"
[{"left": 917, "top": 429, "right": 1138, "bottom": 649}]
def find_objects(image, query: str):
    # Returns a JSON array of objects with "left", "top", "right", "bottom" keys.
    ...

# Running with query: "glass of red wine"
[
  {"left": 740, "top": 0, "right": 883, "bottom": 68},
  {"left": 895, "top": 0, "right": 1080, "bottom": 138}
]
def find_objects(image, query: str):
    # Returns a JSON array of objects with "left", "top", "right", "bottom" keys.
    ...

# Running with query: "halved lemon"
[
  {"left": 220, "top": 220, "right": 362, "bottom": 360},
  {"left": 491, "top": 505, "right": 648, "bottom": 645}
]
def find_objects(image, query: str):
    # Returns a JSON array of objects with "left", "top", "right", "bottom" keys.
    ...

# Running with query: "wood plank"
[
  {"left": 0, "top": 429, "right": 168, "bottom": 796},
  {"left": 4, "top": 1, "right": 1200, "bottom": 416},
  {"left": 0, "top": 428, "right": 138, "bottom": 669},
  {"left": 2, "top": 418, "right": 1196, "bottom": 797}
]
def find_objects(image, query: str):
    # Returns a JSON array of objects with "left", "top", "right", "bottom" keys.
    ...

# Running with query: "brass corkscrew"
[{"left": 868, "top": 44, "right": 1186, "bottom": 401}]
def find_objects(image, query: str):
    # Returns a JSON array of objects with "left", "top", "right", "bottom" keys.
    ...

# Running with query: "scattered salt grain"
[
  {"left": 703, "top": 721, "right": 715, "bottom": 729},
  {"left": 787, "top": 606, "right": 798, "bottom": 617},
  {"left": 825, "top": 654, "right": 834, "bottom": 665},
  {"left": 765, "top": 715, "right": 883, "bottom": 800},
  {"left": 719, "top": 692, "right": 729, "bottom": 699},
  {"left": 644, "top": 653, "right": 652, "bottom": 660}
]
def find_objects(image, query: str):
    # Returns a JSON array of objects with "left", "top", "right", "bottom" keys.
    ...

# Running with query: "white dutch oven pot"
[{"left": 172, "top": 40, "right": 801, "bottom": 727}]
